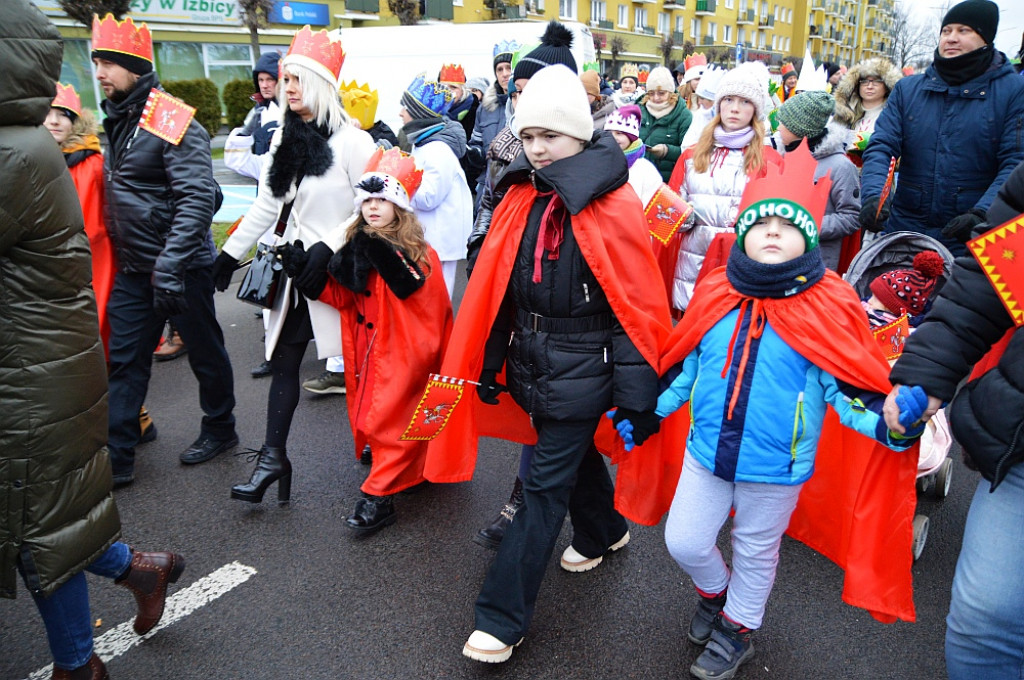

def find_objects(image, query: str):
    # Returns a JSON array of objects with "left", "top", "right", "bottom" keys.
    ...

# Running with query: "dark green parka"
[
  {"left": 639, "top": 93, "right": 693, "bottom": 182},
  {"left": 0, "top": 0, "right": 120, "bottom": 599}
]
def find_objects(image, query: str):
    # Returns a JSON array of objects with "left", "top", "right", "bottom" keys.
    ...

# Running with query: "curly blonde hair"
[{"left": 345, "top": 204, "right": 431, "bottom": 272}]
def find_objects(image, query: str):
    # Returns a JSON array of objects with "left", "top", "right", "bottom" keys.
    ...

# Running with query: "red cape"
[
  {"left": 67, "top": 144, "right": 115, "bottom": 356},
  {"left": 615, "top": 267, "right": 919, "bottom": 623},
  {"left": 319, "top": 247, "right": 459, "bottom": 495},
  {"left": 424, "top": 180, "right": 674, "bottom": 482}
]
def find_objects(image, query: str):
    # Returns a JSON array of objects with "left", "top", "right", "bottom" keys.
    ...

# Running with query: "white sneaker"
[
  {"left": 559, "top": 530, "right": 630, "bottom": 573},
  {"left": 462, "top": 630, "right": 520, "bottom": 663}
]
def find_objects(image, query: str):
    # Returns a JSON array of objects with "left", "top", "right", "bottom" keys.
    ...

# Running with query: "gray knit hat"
[{"left": 777, "top": 90, "right": 835, "bottom": 138}]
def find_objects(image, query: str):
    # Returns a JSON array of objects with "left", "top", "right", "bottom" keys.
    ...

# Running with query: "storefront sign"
[
  {"left": 269, "top": 2, "right": 331, "bottom": 25},
  {"left": 36, "top": 0, "right": 243, "bottom": 26}
]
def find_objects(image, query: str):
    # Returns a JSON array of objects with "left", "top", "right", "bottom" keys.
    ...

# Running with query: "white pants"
[
  {"left": 664, "top": 453, "right": 803, "bottom": 629},
  {"left": 440, "top": 260, "right": 457, "bottom": 301}
]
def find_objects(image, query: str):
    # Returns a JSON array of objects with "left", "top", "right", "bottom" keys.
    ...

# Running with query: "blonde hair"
[
  {"left": 59, "top": 109, "right": 99, "bottom": 151},
  {"left": 345, "top": 204, "right": 431, "bottom": 272},
  {"left": 679, "top": 81, "right": 698, "bottom": 110},
  {"left": 280, "top": 63, "right": 350, "bottom": 132},
  {"left": 691, "top": 114, "right": 767, "bottom": 176}
]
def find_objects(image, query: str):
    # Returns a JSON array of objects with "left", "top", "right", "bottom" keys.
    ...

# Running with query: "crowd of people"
[{"left": 3, "top": 0, "right": 1024, "bottom": 678}]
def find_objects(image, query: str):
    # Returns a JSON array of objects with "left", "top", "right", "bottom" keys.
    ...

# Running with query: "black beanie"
[
  {"left": 91, "top": 48, "right": 153, "bottom": 76},
  {"left": 942, "top": 0, "right": 999, "bottom": 45},
  {"left": 512, "top": 21, "right": 577, "bottom": 83}
]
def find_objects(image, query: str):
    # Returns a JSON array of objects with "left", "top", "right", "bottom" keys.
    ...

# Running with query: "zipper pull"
[
  {"left": 583, "top": 283, "right": 590, "bottom": 303},
  {"left": 603, "top": 346, "right": 608, "bottom": 363}
]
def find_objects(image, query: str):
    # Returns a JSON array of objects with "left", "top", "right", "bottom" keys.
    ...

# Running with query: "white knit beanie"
[
  {"left": 511, "top": 64, "right": 594, "bottom": 142},
  {"left": 645, "top": 66, "right": 676, "bottom": 93},
  {"left": 714, "top": 62, "right": 770, "bottom": 120}
]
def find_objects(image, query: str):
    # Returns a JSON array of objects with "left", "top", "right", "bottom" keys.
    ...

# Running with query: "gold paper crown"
[
  {"left": 284, "top": 26, "right": 345, "bottom": 86},
  {"left": 438, "top": 64, "right": 466, "bottom": 84},
  {"left": 363, "top": 147, "right": 424, "bottom": 204},
  {"left": 52, "top": 82, "right": 83, "bottom": 118},
  {"left": 91, "top": 14, "right": 153, "bottom": 63},
  {"left": 620, "top": 63, "right": 640, "bottom": 80},
  {"left": 339, "top": 81, "right": 379, "bottom": 131},
  {"left": 683, "top": 53, "right": 707, "bottom": 72}
]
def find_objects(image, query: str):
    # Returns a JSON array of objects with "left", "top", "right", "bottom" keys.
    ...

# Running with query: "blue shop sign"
[{"left": 270, "top": 1, "right": 330, "bottom": 25}]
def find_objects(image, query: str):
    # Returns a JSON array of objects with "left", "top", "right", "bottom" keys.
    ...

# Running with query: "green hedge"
[
  {"left": 223, "top": 78, "right": 255, "bottom": 129},
  {"left": 161, "top": 78, "right": 222, "bottom": 137}
]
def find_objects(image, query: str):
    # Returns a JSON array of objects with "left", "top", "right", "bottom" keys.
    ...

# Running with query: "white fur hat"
[
  {"left": 714, "top": 61, "right": 770, "bottom": 120},
  {"left": 645, "top": 66, "right": 676, "bottom": 93},
  {"left": 511, "top": 64, "right": 594, "bottom": 142}
]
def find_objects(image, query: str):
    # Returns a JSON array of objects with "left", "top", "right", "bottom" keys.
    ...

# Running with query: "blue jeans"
[
  {"left": 28, "top": 542, "right": 132, "bottom": 670},
  {"left": 946, "top": 463, "right": 1024, "bottom": 680},
  {"left": 106, "top": 268, "right": 236, "bottom": 475}
]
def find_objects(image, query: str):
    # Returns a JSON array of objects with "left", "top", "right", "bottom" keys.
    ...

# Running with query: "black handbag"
[{"left": 236, "top": 184, "right": 299, "bottom": 308}]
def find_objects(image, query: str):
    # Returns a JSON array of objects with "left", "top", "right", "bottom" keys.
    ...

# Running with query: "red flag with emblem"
[
  {"left": 138, "top": 89, "right": 195, "bottom": 145},
  {"left": 968, "top": 213, "right": 1024, "bottom": 327},
  {"left": 646, "top": 185, "right": 693, "bottom": 245},
  {"left": 401, "top": 374, "right": 470, "bottom": 441}
]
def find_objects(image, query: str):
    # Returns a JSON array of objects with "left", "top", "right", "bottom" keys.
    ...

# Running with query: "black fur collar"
[
  {"left": 328, "top": 230, "right": 425, "bottom": 299},
  {"left": 267, "top": 109, "right": 334, "bottom": 198}
]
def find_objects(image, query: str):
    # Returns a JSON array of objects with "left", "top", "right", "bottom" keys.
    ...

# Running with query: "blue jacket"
[
  {"left": 655, "top": 309, "right": 913, "bottom": 485},
  {"left": 861, "top": 52, "right": 1024, "bottom": 254}
]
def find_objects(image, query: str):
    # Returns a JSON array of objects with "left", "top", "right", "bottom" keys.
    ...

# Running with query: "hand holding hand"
[
  {"left": 607, "top": 408, "right": 661, "bottom": 450},
  {"left": 476, "top": 369, "right": 507, "bottom": 405},
  {"left": 277, "top": 240, "right": 309, "bottom": 278},
  {"left": 884, "top": 384, "right": 942, "bottom": 435},
  {"left": 294, "top": 241, "right": 333, "bottom": 299}
]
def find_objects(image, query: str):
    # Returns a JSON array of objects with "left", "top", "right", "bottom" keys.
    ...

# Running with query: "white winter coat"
[
  {"left": 627, "top": 156, "right": 665, "bottom": 206},
  {"left": 223, "top": 101, "right": 281, "bottom": 180},
  {"left": 222, "top": 123, "right": 376, "bottom": 360},
  {"left": 672, "top": 146, "right": 751, "bottom": 311},
  {"left": 680, "top": 105, "right": 715, "bottom": 149},
  {"left": 410, "top": 139, "right": 473, "bottom": 262}
]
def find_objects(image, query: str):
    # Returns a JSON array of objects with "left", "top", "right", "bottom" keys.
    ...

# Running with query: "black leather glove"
[
  {"left": 294, "top": 241, "right": 332, "bottom": 300},
  {"left": 211, "top": 251, "right": 239, "bottom": 292},
  {"left": 277, "top": 240, "right": 309, "bottom": 279},
  {"left": 153, "top": 287, "right": 188, "bottom": 318},
  {"left": 476, "top": 369, "right": 507, "bottom": 405},
  {"left": 941, "top": 208, "right": 987, "bottom": 243},
  {"left": 859, "top": 195, "right": 889, "bottom": 233},
  {"left": 612, "top": 408, "right": 662, "bottom": 447}
]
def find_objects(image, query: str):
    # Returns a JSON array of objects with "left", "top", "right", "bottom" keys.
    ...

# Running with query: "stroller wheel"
[
  {"left": 916, "top": 474, "right": 932, "bottom": 496},
  {"left": 930, "top": 457, "right": 954, "bottom": 500},
  {"left": 912, "top": 514, "right": 930, "bottom": 562}
]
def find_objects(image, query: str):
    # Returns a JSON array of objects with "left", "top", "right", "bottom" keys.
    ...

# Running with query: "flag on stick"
[
  {"left": 876, "top": 156, "right": 896, "bottom": 222},
  {"left": 401, "top": 374, "right": 473, "bottom": 441},
  {"left": 646, "top": 185, "right": 694, "bottom": 245},
  {"left": 872, "top": 314, "right": 910, "bottom": 360}
]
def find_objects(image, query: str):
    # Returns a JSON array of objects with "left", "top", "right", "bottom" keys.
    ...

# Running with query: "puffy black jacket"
[
  {"left": 102, "top": 72, "right": 217, "bottom": 295},
  {"left": 890, "top": 159, "right": 1024, "bottom": 489},
  {"left": 483, "top": 133, "right": 658, "bottom": 421},
  {"left": 0, "top": 0, "right": 120, "bottom": 599}
]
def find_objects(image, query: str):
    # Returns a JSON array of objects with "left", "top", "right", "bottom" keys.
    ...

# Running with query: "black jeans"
[
  {"left": 474, "top": 417, "right": 628, "bottom": 644},
  {"left": 106, "top": 269, "right": 236, "bottom": 474}
]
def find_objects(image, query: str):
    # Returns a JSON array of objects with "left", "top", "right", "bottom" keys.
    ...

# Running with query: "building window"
[
  {"left": 591, "top": 0, "right": 606, "bottom": 21},
  {"left": 787, "top": 7, "right": 792, "bottom": 22},
  {"left": 676, "top": 15, "right": 685, "bottom": 33},
  {"left": 560, "top": 0, "right": 577, "bottom": 20},
  {"left": 738, "top": 27, "right": 746, "bottom": 43},
  {"left": 723, "top": 24, "right": 732, "bottom": 42},
  {"left": 691, "top": 17, "right": 701, "bottom": 39},
  {"left": 707, "top": 21, "right": 716, "bottom": 41},
  {"left": 634, "top": 7, "right": 647, "bottom": 30},
  {"left": 203, "top": 43, "right": 253, "bottom": 98},
  {"left": 725, "top": 0, "right": 734, "bottom": 8},
  {"left": 785, "top": 36, "right": 791, "bottom": 50},
  {"left": 773, "top": 4, "right": 778, "bottom": 19},
  {"left": 618, "top": 4, "right": 628, "bottom": 27},
  {"left": 658, "top": 12, "right": 670, "bottom": 34}
]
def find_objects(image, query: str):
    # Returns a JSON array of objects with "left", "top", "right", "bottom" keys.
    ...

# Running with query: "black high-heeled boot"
[
  {"left": 231, "top": 446, "right": 292, "bottom": 505},
  {"left": 473, "top": 476, "right": 524, "bottom": 550},
  {"left": 345, "top": 494, "right": 396, "bottom": 534}
]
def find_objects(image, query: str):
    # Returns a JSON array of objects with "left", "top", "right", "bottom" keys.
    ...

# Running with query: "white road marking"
[{"left": 25, "top": 561, "right": 257, "bottom": 680}]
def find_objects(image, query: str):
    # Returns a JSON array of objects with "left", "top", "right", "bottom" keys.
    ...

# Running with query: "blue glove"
[
  {"left": 606, "top": 408, "right": 661, "bottom": 451},
  {"left": 895, "top": 385, "right": 929, "bottom": 437}
]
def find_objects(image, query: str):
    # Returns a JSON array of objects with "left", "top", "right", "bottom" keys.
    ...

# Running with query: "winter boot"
[
  {"left": 688, "top": 588, "right": 728, "bottom": 645},
  {"left": 51, "top": 653, "right": 108, "bottom": 680},
  {"left": 231, "top": 446, "right": 292, "bottom": 505},
  {"left": 345, "top": 495, "right": 396, "bottom": 535},
  {"left": 473, "top": 476, "right": 524, "bottom": 549},
  {"left": 115, "top": 551, "right": 186, "bottom": 635},
  {"left": 689, "top": 613, "right": 755, "bottom": 680}
]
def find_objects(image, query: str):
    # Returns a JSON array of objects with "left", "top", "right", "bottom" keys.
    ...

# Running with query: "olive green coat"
[
  {"left": 0, "top": 0, "right": 120, "bottom": 600},
  {"left": 639, "top": 94, "right": 693, "bottom": 182}
]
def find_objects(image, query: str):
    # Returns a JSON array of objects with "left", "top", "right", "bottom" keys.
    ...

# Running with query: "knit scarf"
[
  {"left": 725, "top": 243, "right": 826, "bottom": 298},
  {"left": 623, "top": 138, "right": 646, "bottom": 168},
  {"left": 402, "top": 118, "right": 445, "bottom": 146},
  {"left": 645, "top": 95, "right": 675, "bottom": 119},
  {"left": 713, "top": 125, "right": 756, "bottom": 150},
  {"left": 932, "top": 45, "right": 995, "bottom": 87},
  {"left": 267, "top": 109, "right": 333, "bottom": 198}
]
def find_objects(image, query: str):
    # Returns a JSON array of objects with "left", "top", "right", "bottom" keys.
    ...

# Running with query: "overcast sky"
[{"left": 908, "top": 0, "right": 1023, "bottom": 57}]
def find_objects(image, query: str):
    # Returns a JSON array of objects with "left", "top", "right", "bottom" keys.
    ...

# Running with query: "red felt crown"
[
  {"left": 91, "top": 14, "right": 152, "bottom": 63},
  {"left": 438, "top": 63, "right": 466, "bottom": 84},
  {"left": 52, "top": 82, "right": 83, "bottom": 118},
  {"left": 364, "top": 147, "right": 424, "bottom": 202},
  {"left": 285, "top": 26, "right": 345, "bottom": 84},
  {"left": 780, "top": 62, "right": 797, "bottom": 77},
  {"left": 638, "top": 68, "right": 649, "bottom": 85},
  {"left": 683, "top": 53, "right": 707, "bottom": 72},
  {"left": 735, "top": 140, "right": 831, "bottom": 244}
]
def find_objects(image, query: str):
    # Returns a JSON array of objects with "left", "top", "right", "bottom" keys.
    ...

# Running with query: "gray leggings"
[{"left": 664, "top": 453, "right": 803, "bottom": 629}]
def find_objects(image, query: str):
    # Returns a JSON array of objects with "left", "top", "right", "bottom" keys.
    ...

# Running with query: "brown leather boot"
[
  {"left": 51, "top": 653, "right": 109, "bottom": 679},
  {"left": 115, "top": 551, "right": 186, "bottom": 635}
]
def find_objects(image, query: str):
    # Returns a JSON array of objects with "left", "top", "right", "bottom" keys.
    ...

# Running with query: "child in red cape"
[
  {"left": 276, "top": 147, "right": 455, "bottom": 534},
  {"left": 613, "top": 141, "right": 922, "bottom": 680}
]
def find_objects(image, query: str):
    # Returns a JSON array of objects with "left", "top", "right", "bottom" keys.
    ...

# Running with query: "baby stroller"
[{"left": 844, "top": 231, "right": 957, "bottom": 562}]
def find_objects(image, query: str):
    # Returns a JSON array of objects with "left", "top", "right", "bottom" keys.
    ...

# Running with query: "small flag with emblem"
[
  {"left": 646, "top": 185, "right": 693, "bottom": 245},
  {"left": 138, "top": 89, "right": 195, "bottom": 145},
  {"left": 872, "top": 314, "right": 910, "bottom": 360},
  {"left": 968, "top": 212, "right": 1024, "bottom": 327},
  {"left": 401, "top": 374, "right": 471, "bottom": 441}
]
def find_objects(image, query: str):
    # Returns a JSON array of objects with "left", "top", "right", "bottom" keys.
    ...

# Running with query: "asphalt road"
[{"left": 2, "top": 267, "right": 972, "bottom": 680}]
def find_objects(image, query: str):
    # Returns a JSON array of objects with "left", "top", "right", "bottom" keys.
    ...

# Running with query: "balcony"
[
  {"left": 671, "top": 30, "right": 685, "bottom": 43},
  {"left": 598, "top": 18, "right": 613, "bottom": 27},
  {"left": 737, "top": 8, "right": 754, "bottom": 23},
  {"left": 702, "top": 34, "right": 715, "bottom": 45},
  {"left": 662, "top": 0, "right": 685, "bottom": 7},
  {"left": 809, "top": 24, "right": 822, "bottom": 40},
  {"left": 758, "top": 14, "right": 773, "bottom": 27},
  {"left": 811, "top": 0, "right": 824, "bottom": 9},
  {"left": 694, "top": 0, "right": 716, "bottom": 15},
  {"left": 642, "top": 24, "right": 656, "bottom": 34}
]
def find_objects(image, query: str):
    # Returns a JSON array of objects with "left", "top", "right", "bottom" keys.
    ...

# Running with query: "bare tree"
[
  {"left": 238, "top": 0, "right": 276, "bottom": 60},
  {"left": 659, "top": 34, "right": 674, "bottom": 66},
  {"left": 609, "top": 36, "right": 628, "bottom": 77},
  {"left": 887, "top": 0, "right": 937, "bottom": 68},
  {"left": 58, "top": 0, "right": 131, "bottom": 26},
  {"left": 388, "top": 0, "right": 419, "bottom": 25}
]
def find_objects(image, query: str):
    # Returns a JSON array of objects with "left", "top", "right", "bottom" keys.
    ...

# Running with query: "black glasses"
[{"left": 860, "top": 77, "right": 884, "bottom": 85}]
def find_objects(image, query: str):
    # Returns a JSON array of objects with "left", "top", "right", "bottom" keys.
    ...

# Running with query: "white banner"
[{"left": 37, "top": 0, "right": 243, "bottom": 26}]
